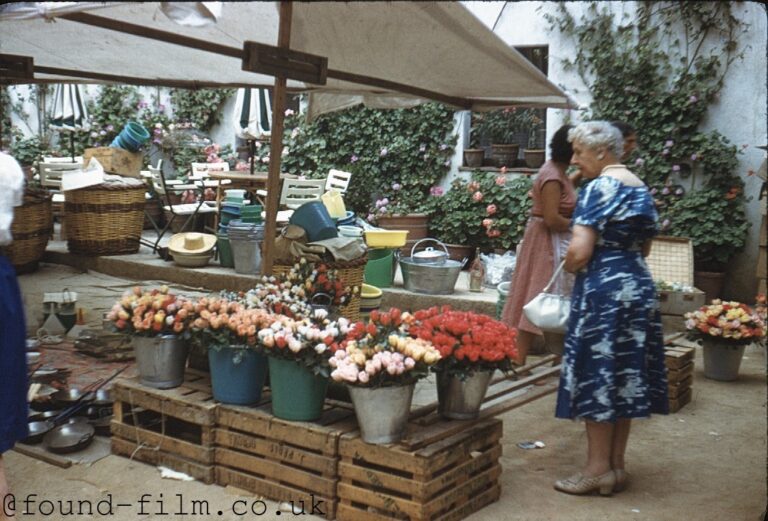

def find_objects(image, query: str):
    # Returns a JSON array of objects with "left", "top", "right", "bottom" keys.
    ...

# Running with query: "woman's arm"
[
  {"left": 564, "top": 224, "right": 597, "bottom": 273},
  {"left": 540, "top": 181, "right": 571, "bottom": 232}
]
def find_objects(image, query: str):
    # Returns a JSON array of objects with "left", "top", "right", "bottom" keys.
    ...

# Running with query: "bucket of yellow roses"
[
  {"left": 330, "top": 308, "right": 441, "bottom": 444},
  {"left": 107, "top": 286, "right": 196, "bottom": 389},
  {"left": 684, "top": 299, "right": 766, "bottom": 381},
  {"left": 411, "top": 306, "right": 518, "bottom": 419}
]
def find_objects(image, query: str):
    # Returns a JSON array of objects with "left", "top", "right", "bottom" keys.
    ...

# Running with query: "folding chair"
[
  {"left": 38, "top": 160, "right": 83, "bottom": 240},
  {"left": 325, "top": 169, "right": 352, "bottom": 194},
  {"left": 279, "top": 178, "right": 326, "bottom": 210},
  {"left": 146, "top": 160, "right": 217, "bottom": 257}
]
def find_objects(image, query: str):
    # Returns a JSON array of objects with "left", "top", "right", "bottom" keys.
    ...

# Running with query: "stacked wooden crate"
[
  {"left": 214, "top": 403, "right": 359, "bottom": 520},
  {"left": 665, "top": 346, "right": 695, "bottom": 413},
  {"left": 110, "top": 370, "right": 217, "bottom": 483}
]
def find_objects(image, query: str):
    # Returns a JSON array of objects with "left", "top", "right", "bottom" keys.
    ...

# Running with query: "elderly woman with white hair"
[{"left": 553, "top": 121, "right": 668, "bottom": 496}]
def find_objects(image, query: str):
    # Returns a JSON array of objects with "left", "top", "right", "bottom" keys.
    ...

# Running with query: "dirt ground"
[{"left": 4, "top": 262, "right": 767, "bottom": 521}]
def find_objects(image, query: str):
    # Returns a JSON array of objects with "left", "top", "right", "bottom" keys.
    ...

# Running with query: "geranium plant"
[
  {"left": 684, "top": 300, "right": 766, "bottom": 346},
  {"left": 410, "top": 306, "right": 518, "bottom": 379},
  {"left": 107, "top": 285, "right": 196, "bottom": 338},
  {"left": 257, "top": 309, "right": 353, "bottom": 377},
  {"left": 329, "top": 308, "right": 441, "bottom": 387}
]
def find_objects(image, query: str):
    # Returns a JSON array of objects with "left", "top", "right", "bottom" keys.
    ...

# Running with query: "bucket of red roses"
[
  {"left": 330, "top": 308, "right": 442, "bottom": 444},
  {"left": 684, "top": 299, "right": 766, "bottom": 381},
  {"left": 188, "top": 294, "right": 273, "bottom": 405},
  {"left": 107, "top": 285, "right": 196, "bottom": 389},
  {"left": 410, "top": 306, "right": 518, "bottom": 419}
]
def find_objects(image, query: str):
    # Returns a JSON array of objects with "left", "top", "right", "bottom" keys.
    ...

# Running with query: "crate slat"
[{"left": 112, "top": 437, "right": 214, "bottom": 484}]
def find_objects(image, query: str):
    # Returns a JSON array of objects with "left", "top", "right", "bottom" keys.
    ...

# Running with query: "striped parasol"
[
  {"left": 50, "top": 83, "right": 89, "bottom": 161},
  {"left": 233, "top": 88, "right": 271, "bottom": 175}
]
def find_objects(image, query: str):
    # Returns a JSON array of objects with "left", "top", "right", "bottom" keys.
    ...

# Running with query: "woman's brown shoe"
[
  {"left": 554, "top": 470, "right": 616, "bottom": 496},
  {"left": 613, "top": 469, "right": 629, "bottom": 492}
]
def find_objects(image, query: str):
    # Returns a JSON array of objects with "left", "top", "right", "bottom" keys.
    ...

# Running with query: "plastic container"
[
  {"left": 268, "top": 357, "right": 328, "bottom": 421},
  {"left": 289, "top": 201, "right": 338, "bottom": 242},
  {"left": 364, "top": 230, "right": 409, "bottom": 248},
  {"left": 364, "top": 248, "right": 394, "bottom": 288},
  {"left": 208, "top": 348, "right": 268, "bottom": 405},
  {"left": 217, "top": 234, "right": 234, "bottom": 268},
  {"left": 111, "top": 121, "right": 150, "bottom": 152},
  {"left": 337, "top": 211, "right": 356, "bottom": 226}
]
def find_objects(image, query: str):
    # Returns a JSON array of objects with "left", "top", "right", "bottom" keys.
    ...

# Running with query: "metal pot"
[
  {"left": 44, "top": 422, "right": 95, "bottom": 454},
  {"left": 398, "top": 246, "right": 467, "bottom": 295},
  {"left": 410, "top": 238, "right": 450, "bottom": 265},
  {"left": 21, "top": 420, "right": 54, "bottom": 444}
]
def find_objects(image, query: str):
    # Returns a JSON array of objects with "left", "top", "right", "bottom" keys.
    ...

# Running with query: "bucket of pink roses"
[
  {"left": 107, "top": 285, "right": 197, "bottom": 389},
  {"left": 330, "top": 308, "right": 442, "bottom": 444},
  {"left": 410, "top": 306, "right": 518, "bottom": 419}
]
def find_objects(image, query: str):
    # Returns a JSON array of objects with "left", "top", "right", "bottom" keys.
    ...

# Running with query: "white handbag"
[{"left": 522, "top": 260, "right": 571, "bottom": 334}]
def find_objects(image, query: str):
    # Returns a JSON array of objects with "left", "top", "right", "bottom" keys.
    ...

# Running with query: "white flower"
[{"left": 314, "top": 343, "right": 327, "bottom": 354}]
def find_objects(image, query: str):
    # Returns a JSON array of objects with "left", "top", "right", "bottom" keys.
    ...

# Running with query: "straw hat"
[{"left": 168, "top": 232, "right": 217, "bottom": 255}]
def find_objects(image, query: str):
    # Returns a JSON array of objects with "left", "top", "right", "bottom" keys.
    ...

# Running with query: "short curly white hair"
[{"left": 567, "top": 121, "right": 624, "bottom": 158}]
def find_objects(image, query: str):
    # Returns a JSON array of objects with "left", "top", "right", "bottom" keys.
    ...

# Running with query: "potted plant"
[
  {"left": 428, "top": 174, "right": 533, "bottom": 260},
  {"left": 471, "top": 108, "right": 540, "bottom": 167},
  {"left": 189, "top": 294, "right": 272, "bottom": 405},
  {"left": 410, "top": 306, "right": 518, "bottom": 419},
  {"left": 107, "top": 285, "right": 196, "bottom": 389},
  {"left": 463, "top": 127, "right": 485, "bottom": 168},
  {"left": 684, "top": 299, "right": 766, "bottom": 381},
  {"left": 665, "top": 187, "right": 749, "bottom": 300},
  {"left": 522, "top": 112, "right": 546, "bottom": 168},
  {"left": 330, "top": 308, "right": 441, "bottom": 444},
  {"left": 367, "top": 190, "right": 430, "bottom": 242}
]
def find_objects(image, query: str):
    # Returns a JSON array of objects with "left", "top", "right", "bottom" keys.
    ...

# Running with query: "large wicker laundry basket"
[
  {"left": 64, "top": 183, "right": 145, "bottom": 255},
  {"left": 0, "top": 189, "right": 52, "bottom": 274},
  {"left": 272, "top": 255, "right": 368, "bottom": 322}
]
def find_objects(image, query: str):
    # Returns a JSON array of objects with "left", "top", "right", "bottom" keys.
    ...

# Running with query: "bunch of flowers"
[
  {"left": 187, "top": 295, "right": 273, "bottom": 362},
  {"left": 329, "top": 308, "right": 441, "bottom": 387},
  {"left": 107, "top": 286, "right": 196, "bottom": 338},
  {"left": 684, "top": 300, "right": 766, "bottom": 345},
  {"left": 277, "top": 259, "right": 357, "bottom": 311},
  {"left": 410, "top": 306, "right": 518, "bottom": 378},
  {"left": 257, "top": 309, "right": 353, "bottom": 376}
]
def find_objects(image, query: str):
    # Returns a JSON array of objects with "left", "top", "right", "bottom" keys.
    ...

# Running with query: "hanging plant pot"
[
  {"left": 463, "top": 148, "right": 485, "bottom": 168},
  {"left": 268, "top": 357, "right": 328, "bottom": 421},
  {"left": 436, "top": 370, "right": 493, "bottom": 420},
  {"left": 523, "top": 148, "right": 546, "bottom": 169},
  {"left": 348, "top": 383, "right": 414, "bottom": 444}
]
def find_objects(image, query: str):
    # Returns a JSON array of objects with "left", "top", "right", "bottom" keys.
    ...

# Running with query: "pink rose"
[
  {"left": 486, "top": 204, "right": 497, "bottom": 215},
  {"left": 472, "top": 191, "right": 483, "bottom": 202},
  {"left": 482, "top": 218, "right": 493, "bottom": 229},
  {"left": 495, "top": 176, "right": 506, "bottom": 186}
]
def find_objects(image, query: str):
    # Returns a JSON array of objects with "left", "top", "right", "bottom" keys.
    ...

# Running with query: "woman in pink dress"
[{"left": 501, "top": 124, "right": 577, "bottom": 364}]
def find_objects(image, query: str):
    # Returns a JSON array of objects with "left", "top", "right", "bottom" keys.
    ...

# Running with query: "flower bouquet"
[
  {"left": 684, "top": 299, "right": 766, "bottom": 381},
  {"left": 278, "top": 259, "right": 357, "bottom": 312},
  {"left": 329, "top": 308, "right": 442, "bottom": 444},
  {"left": 107, "top": 286, "right": 197, "bottom": 389},
  {"left": 410, "top": 306, "right": 518, "bottom": 419}
]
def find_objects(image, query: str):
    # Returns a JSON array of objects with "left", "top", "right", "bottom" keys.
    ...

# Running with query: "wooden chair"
[
  {"left": 278, "top": 178, "right": 326, "bottom": 210},
  {"left": 147, "top": 160, "right": 217, "bottom": 256},
  {"left": 325, "top": 169, "right": 352, "bottom": 194}
]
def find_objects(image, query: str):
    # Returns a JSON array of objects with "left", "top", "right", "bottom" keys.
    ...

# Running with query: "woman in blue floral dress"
[{"left": 553, "top": 122, "right": 668, "bottom": 496}]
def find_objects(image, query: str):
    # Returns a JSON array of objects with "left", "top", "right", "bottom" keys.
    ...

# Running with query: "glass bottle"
[{"left": 469, "top": 248, "right": 484, "bottom": 292}]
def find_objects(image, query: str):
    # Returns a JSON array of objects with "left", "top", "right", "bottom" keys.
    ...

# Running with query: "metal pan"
[
  {"left": 52, "top": 388, "right": 86, "bottom": 407},
  {"left": 92, "top": 389, "right": 112, "bottom": 407},
  {"left": 21, "top": 420, "right": 54, "bottom": 444},
  {"left": 43, "top": 422, "right": 95, "bottom": 454},
  {"left": 28, "top": 409, "right": 62, "bottom": 422}
]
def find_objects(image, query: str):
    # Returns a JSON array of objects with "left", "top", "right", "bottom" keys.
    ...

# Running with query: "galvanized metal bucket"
[
  {"left": 436, "top": 370, "right": 493, "bottom": 420},
  {"left": 132, "top": 335, "right": 189, "bottom": 389},
  {"left": 348, "top": 383, "right": 414, "bottom": 444}
]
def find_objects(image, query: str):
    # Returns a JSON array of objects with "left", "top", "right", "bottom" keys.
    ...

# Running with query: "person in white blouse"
[{"left": 0, "top": 152, "right": 27, "bottom": 520}]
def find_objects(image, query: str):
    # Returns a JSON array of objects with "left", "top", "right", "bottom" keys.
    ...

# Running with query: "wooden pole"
[{"left": 262, "top": 1, "right": 293, "bottom": 275}]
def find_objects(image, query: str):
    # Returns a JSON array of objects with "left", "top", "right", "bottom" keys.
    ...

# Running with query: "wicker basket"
[
  {"left": 0, "top": 189, "right": 52, "bottom": 274},
  {"left": 272, "top": 255, "right": 368, "bottom": 322},
  {"left": 64, "top": 183, "right": 145, "bottom": 255}
]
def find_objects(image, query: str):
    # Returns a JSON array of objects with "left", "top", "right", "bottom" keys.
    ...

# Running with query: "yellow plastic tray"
[{"left": 364, "top": 230, "right": 409, "bottom": 248}]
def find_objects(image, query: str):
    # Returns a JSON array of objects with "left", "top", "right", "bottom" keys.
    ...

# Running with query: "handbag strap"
[{"left": 542, "top": 260, "right": 566, "bottom": 293}]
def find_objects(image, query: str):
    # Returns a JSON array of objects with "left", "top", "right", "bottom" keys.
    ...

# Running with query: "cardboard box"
[{"left": 83, "top": 147, "right": 143, "bottom": 178}]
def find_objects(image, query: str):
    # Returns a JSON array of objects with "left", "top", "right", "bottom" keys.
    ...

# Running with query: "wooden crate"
[
  {"left": 668, "top": 374, "right": 693, "bottom": 399},
  {"left": 665, "top": 346, "right": 696, "bottom": 370},
  {"left": 665, "top": 347, "right": 695, "bottom": 413},
  {"left": 215, "top": 402, "right": 359, "bottom": 520},
  {"left": 110, "top": 370, "right": 217, "bottom": 483},
  {"left": 83, "top": 147, "right": 144, "bottom": 178},
  {"left": 669, "top": 387, "right": 692, "bottom": 413},
  {"left": 667, "top": 360, "right": 694, "bottom": 384},
  {"left": 336, "top": 419, "right": 503, "bottom": 521}
]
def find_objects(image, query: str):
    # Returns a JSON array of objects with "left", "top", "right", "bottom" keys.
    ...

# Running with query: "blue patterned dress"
[{"left": 555, "top": 175, "right": 669, "bottom": 422}]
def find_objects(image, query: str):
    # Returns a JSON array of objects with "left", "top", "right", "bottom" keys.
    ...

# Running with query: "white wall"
[{"left": 463, "top": 1, "right": 768, "bottom": 301}]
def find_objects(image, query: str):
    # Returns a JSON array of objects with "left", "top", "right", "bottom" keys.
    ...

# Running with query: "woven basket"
[
  {"left": 0, "top": 189, "right": 52, "bottom": 274},
  {"left": 64, "top": 183, "right": 145, "bottom": 255},
  {"left": 272, "top": 255, "right": 368, "bottom": 322}
]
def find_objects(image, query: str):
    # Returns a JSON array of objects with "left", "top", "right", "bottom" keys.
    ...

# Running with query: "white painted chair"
[
  {"left": 43, "top": 156, "right": 84, "bottom": 164},
  {"left": 278, "top": 178, "right": 326, "bottom": 210},
  {"left": 325, "top": 169, "right": 352, "bottom": 194},
  {"left": 38, "top": 161, "right": 83, "bottom": 190}
]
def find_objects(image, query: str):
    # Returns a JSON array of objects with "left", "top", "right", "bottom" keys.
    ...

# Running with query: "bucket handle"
[
  {"left": 410, "top": 238, "right": 448, "bottom": 259},
  {"left": 460, "top": 257, "right": 469, "bottom": 269},
  {"left": 310, "top": 292, "right": 334, "bottom": 307}
]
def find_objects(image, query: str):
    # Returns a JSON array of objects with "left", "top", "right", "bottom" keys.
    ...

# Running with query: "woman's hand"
[
  {"left": 565, "top": 225, "right": 597, "bottom": 273},
  {"left": 541, "top": 181, "right": 571, "bottom": 232}
]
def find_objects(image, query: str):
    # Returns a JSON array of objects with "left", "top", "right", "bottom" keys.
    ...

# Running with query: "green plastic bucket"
[
  {"left": 364, "top": 248, "right": 394, "bottom": 288},
  {"left": 268, "top": 357, "right": 328, "bottom": 421},
  {"left": 217, "top": 234, "right": 234, "bottom": 268}
]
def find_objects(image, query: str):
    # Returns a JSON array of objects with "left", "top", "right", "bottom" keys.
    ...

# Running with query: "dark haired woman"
[{"left": 501, "top": 124, "right": 576, "bottom": 364}]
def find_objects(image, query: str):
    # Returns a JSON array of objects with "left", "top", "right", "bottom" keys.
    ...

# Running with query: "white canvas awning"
[{"left": 0, "top": 1, "right": 573, "bottom": 111}]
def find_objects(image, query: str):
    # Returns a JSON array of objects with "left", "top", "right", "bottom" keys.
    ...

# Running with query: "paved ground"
[{"left": 4, "top": 261, "right": 767, "bottom": 521}]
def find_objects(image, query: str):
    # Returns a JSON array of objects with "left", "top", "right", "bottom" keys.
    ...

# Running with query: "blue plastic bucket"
[
  {"left": 112, "top": 121, "right": 150, "bottom": 152},
  {"left": 208, "top": 348, "right": 268, "bottom": 405},
  {"left": 337, "top": 210, "right": 356, "bottom": 226},
  {"left": 289, "top": 201, "right": 338, "bottom": 242}
]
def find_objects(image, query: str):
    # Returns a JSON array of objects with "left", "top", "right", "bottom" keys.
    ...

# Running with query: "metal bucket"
[
  {"left": 132, "top": 335, "right": 189, "bottom": 389},
  {"left": 436, "top": 370, "right": 493, "bottom": 420},
  {"left": 348, "top": 383, "right": 414, "bottom": 444},
  {"left": 398, "top": 253, "right": 466, "bottom": 295}
]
